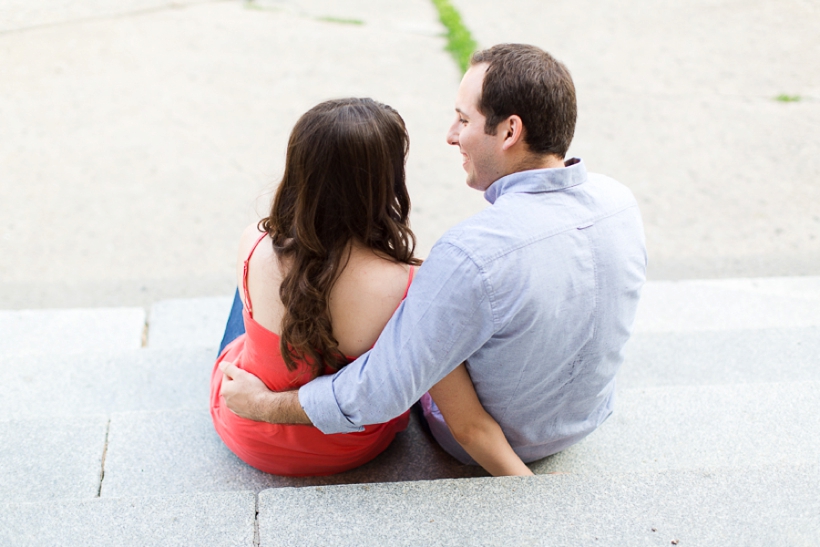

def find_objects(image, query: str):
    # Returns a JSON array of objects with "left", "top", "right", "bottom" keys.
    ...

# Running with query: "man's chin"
[{"left": 465, "top": 173, "right": 488, "bottom": 191}]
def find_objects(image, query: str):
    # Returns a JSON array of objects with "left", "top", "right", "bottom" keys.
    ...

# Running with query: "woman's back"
[
  {"left": 211, "top": 97, "right": 417, "bottom": 476},
  {"left": 238, "top": 225, "right": 412, "bottom": 359},
  {"left": 209, "top": 226, "right": 412, "bottom": 476}
]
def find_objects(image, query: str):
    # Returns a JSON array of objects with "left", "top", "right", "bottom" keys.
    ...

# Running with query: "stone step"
[
  {"left": 140, "top": 276, "right": 820, "bottom": 353},
  {"left": 102, "top": 380, "right": 820, "bottom": 495},
  {"left": 530, "top": 380, "right": 820, "bottom": 475},
  {"left": 3, "top": 464, "right": 816, "bottom": 546},
  {"left": 0, "top": 491, "right": 255, "bottom": 547},
  {"left": 257, "top": 464, "right": 820, "bottom": 546},
  {"left": 146, "top": 296, "right": 232, "bottom": 350},
  {"left": 0, "top": 307, "right": 145, "bottom": 357},
  {"left": 620, "top": 325, "right": 820, "bottom": 389},
  {"left": 2, "top": 278, "right": 819, "bottom": 516},
  {"left": 100, "top": 409, "right": 483, "bottom": 499},
  {"left": 4, "top": 380, "right": 817, "bottom": 504},
  {"left": 6, "top": 322, "right": 817, "bottom": 425},
  {"left": 3, "top": 276, "right": 818, "bottom": 359},
  {"left": 0, "top": 415, "right": 108, "bottom": 504},
  {"left": 3, "top": 347, "right": 213, "bottom": 420},
  {"left": 0, "top": 409, "right": 482, "bottom": 505},
  {"left": 634, "top": 276, "right": 820, "bottom": 333}
]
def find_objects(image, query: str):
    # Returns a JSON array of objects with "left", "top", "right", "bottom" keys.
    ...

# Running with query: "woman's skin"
[
  {"left": 237, "top": 224, "right": 410, "bottom": 358},
  {"left": 429, "top": 364, "right": 533, "bottom": 476},
  {"left": 226, "top": 223, "right": 533, "bottom": 477}
]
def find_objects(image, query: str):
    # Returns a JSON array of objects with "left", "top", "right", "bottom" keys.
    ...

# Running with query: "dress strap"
[
  {"left": 242, "top": 233, "right": 268, "bottom": 317},
  {"left": 401, "top": 266, "right": 415, "bottom": 300}
]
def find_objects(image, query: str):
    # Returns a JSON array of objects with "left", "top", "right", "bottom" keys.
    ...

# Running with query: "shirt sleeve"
[{"left": 298, "top": 240, "right": 497, "bottom": 434}]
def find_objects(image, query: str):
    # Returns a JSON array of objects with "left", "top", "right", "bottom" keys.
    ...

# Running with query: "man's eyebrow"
[{"left": 455, "top": 107, "right": 467, "bottom": 115}]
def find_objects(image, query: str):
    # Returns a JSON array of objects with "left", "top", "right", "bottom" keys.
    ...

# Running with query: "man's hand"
[
  {"left": 219, "top": 361, "right": 312, "bottom": 425},
  {"left": 219, "top": 360, "right": 272, "bottom": 421}
]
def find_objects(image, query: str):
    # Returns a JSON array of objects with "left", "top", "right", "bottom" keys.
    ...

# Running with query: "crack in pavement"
[
  {"left": 96, "top": 418, "right": 112, "bottom": 497},
  {"left": 0, "top": 0, "right": 233, "bottom": 37}
]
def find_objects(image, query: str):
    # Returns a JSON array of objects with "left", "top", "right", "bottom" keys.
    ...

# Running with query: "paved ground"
[
  {"left": 1, "top": 0, "right": 819, "bottom": 309},
  {"left": 0, "top": 0, "right": 477, "bottom": 308}
]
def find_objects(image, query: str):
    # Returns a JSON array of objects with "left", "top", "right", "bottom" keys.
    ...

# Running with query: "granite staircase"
[{"left": 2, "top": 277, "right": 819, "bottom": 546}]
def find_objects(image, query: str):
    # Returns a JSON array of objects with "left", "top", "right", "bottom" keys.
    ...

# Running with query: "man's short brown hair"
[{"left": 471, "top": 44, "right": 576, "bottom": 158}]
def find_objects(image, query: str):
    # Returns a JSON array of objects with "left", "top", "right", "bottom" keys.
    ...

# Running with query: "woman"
[{"left": 211, "top": 98, "right": 531, "bottom": 477}]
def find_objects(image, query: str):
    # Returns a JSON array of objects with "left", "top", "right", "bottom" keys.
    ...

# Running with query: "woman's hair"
[{"left": 260, "top": 98, "right": 420, "bottom": 378}]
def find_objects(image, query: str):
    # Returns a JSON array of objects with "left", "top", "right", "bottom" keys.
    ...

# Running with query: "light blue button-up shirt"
[{"left": 299, "top": 159, "right": 647, "bottom": 463}]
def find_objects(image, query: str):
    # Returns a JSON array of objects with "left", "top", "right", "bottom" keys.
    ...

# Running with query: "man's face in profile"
[{"left": 446, "top": 63, "right": 506, "bottom": 192}]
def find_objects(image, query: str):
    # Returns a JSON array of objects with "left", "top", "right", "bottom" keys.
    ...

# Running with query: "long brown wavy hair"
[{"left": 259, "top": 98, "right": 420, "bottom": 378}]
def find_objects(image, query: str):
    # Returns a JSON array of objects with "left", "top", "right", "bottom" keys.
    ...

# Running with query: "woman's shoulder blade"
[
  {"left": 336, "top": 251, "right": 409, "bottom": 302},
  {"left": 331, "top": 253, "right": 411, "bottom": 356}
]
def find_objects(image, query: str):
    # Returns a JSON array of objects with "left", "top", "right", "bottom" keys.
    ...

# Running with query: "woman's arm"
[{"left": 428, "top": 363, "right": 533, "bottom": 477}]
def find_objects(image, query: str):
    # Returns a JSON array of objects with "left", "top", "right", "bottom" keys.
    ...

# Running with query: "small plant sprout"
[
  {"left": 431, "top": 0, "right": 478, "bottom": 74},
  {"left": 315, "top": 16, "right": 364, "bottom": 26}
]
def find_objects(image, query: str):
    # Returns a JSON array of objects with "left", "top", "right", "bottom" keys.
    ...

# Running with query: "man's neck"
[{"left": 508, "top": 153, "right": 565, "bottom": 176}]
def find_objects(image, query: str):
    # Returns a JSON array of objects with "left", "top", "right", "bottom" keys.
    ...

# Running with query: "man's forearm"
[
  {"left": 258, "top": 389, "right": 312, "bottom": 425},
  {"left": 219, "top": 361, "right": 313, "bottom": 425}
]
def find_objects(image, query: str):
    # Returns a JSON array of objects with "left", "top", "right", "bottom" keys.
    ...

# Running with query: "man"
[{"left": 220, "top": 44, "right": 646, "bottom": 464}]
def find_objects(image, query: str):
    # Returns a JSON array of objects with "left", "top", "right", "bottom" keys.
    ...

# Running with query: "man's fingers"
[
  {"left": 219, "top": 360, "right": 236, "bottom": 379},
  {"left": 216, "top": 360, "right": 273, "bottom": 422}
]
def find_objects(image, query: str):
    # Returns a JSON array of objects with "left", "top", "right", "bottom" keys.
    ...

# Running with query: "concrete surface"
[
  {"left": 0, "top": 415, "right": 108, "bottom": 503},
  {"left": 101, "top": 409, "right": 268, "bottom": 497},
  {"left": 0, "top": 0, "right": 480, "bottom": 309},
  {"left": 0, "top": 347, "right": 212, "bottom": 419},
  {"left": 102, "top": 409, "right": 484, "bottom": 497},
  {"left": 147, "top": 296, "right": 232, "bottom": 349},
  {"left": 95, "top": 378, "right": 820, "bottom": 495},
  {"left": 0, "top": 0, "right": 212, "bottom": 33},
  {"left": 634, "top": 276, "right": 820, "bottom": 332},
  {"left": 0, "top": 491, "right": 256, "bottom": 547},
  {"left": 146, "top": 274, "right": 820, "bottom": 353},
  {"left": 3, "top": 1, "right": 818, "bottom": 310},
  {"left": 530, "top": 381, "right": 820, "bottom": 474},
  {"left": 257, "top": 465, "right": 820, "bottom": 546},
  {"left": 0, "top": 307, "right": 145, "bottom": 356},
  {"left": 620, "top": 326, "right": 820, "bottom": 388},
  {"left": 1, "top": 282, "right": 819, "bottom": 544}
]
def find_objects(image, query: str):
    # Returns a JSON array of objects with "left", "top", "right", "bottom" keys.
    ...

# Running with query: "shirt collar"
[{"left": 483, "top": 158, "right": 587, "bottom": 204}]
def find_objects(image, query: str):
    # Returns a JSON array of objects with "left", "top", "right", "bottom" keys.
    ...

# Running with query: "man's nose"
[{"left": 446, "top": 122, "right": 459, "bottom": 146}]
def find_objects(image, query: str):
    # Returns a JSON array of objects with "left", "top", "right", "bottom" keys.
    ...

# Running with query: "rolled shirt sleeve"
[{"left": 298, "top": 240, "right": 497, "bottom": 434}]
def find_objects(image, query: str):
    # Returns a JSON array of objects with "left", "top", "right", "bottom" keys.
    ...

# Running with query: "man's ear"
[{"left": 500, "top": 115, "right": 525, "bottom": 151}]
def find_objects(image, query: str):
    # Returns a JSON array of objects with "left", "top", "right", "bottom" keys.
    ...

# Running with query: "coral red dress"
[{"left": 210, "top": 234, "right": 412, "bottom": 476}]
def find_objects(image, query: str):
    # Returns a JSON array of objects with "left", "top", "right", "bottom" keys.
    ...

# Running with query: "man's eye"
[{"left": 459, "top": 118, "right": 467, "bottom": 124}]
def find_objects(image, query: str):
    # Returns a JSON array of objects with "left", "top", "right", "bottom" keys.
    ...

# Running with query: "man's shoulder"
[
  {"left": 585, "top": 171, "right": 639, "bottom": 205},
  {"left": 434, "top": 205, "right": 504, "bottom": 259},
  {"left": 436, "top": 171, "right": 639, "bottom": 260}
]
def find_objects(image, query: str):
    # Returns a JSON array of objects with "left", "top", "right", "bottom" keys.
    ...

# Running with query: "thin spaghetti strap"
[
  {"left": 385, "top": 265, "right": 416, "bottom": 321},
  {"left": 401, "top": 266, "right": 415, "bottom": 300},
  {"left": 242, "top": 233, "right": 268, "bottom": 317}
]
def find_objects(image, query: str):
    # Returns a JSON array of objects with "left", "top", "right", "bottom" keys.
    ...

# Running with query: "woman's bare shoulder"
[
  {"left": 331, "top": 249, "right": 413, "bottom": 356},
  {"left": 237, "top": 223, "right": 266, "bottom": 261},
  {"left": 340, "top": 250, "right": 411, "bottom": 298}
]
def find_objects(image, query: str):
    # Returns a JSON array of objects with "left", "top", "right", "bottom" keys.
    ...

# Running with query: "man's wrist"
[
  {"left": 253, "top": 389, "right": 276, "bottom": 423},
  {"left": 257, "top": 389, "right": 312, "bottom": 425}
]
